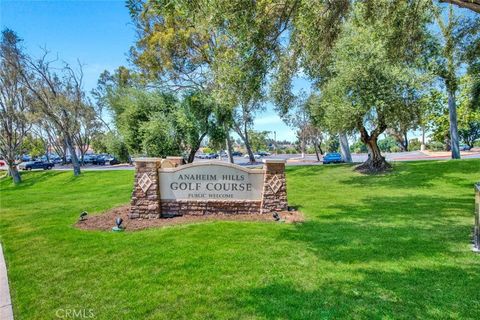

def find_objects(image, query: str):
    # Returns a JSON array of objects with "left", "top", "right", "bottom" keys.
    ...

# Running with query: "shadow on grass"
[
  {"left": 287, "top": 160, "right": 479, "bottom": 189},
  {"left": 340, "top": 160, "right": 478, "bottom": 189},
  {"left": 279, "top": 194, "right": 473, "bottom": 263},
  {"left": 0, "top": 171, "right": 58, "bottom": 190},
  {"left": 229, "top": 265, "right": 480, "bottom": 319}
]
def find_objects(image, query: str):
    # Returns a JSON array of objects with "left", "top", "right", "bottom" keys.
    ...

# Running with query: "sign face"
[{"left": 158, "top": 162, "right": 264, "bottom": 200}]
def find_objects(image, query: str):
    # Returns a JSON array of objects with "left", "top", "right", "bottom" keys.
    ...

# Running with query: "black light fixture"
[
  {"left": 79, "top": 211, "right": 88, "bottom": 221},
  {"left": 272, "top": 212, "right": 280, "bottom": 221},
  {"left": 112, "top": 217, "right": 124, "bottom": 232}
]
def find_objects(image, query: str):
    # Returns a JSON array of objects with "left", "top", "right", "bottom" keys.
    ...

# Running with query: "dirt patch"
[{"left": 75, "top": 204, "right": 304, "bottom": 232}]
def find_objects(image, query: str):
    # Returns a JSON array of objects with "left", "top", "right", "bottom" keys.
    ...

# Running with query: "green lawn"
[{"left": 1, "top": 160, "right": 480, "bottom": 319}]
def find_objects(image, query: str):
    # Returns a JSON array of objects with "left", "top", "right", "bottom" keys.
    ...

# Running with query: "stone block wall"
[
  {"left": 129, "top": 158, "right": 288, "bottom": 218},
  {"left": 161, "top": 200, "right": 262, "bottom": 217},
  {"left": 129, "top": 158, "right": 162, "bottom": 219},
  {"left": 260, "top": 160, "right": 288, "bottom": 214}
]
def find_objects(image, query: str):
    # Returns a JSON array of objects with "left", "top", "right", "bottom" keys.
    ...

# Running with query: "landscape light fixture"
[
  {"left": 112, "top": 217, "right": 124, "bottom": 232},
  {"left": 272, "top": 212, "right": 280, "bottom": 221},
  {"left": 79, "top": 211, "right": 88, "bottom": 221}
]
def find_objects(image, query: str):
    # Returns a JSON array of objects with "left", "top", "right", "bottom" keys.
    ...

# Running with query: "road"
[{"left": 42, "top": 149, "right": 480, "bottom": 171}]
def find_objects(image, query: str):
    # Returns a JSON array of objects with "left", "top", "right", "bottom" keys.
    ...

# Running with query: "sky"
[{"left": 0, "top": 0, "right": 297, "bottom": 141}]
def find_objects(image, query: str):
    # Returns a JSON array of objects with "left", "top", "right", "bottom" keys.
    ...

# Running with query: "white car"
[{"left": 243, "top": 154, "right": 262, "bottom": 159}]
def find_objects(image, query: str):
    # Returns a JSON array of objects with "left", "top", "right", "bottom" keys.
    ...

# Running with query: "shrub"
[
  {"left": 378, "top": 137, "right": 397, "bottom": 152},
  {"left": 408, "top": 138, "right": 422, "bottom": 151},
  {"left": 428, "top": 141, "right": 445, "bottom": 151}
]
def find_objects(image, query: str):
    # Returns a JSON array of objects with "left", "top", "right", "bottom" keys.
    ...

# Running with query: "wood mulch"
[{"left": 75, "top": 204, "right": 304, "bottom": 232}]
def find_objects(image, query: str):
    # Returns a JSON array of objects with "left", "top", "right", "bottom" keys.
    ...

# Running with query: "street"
[{"left": 40, "top": 149, "right": 480, "bottom": 171}]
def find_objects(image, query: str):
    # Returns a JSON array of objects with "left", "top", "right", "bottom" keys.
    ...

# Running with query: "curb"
[{"left": 0, "top": 243, "right": 14, "bottom": 320}]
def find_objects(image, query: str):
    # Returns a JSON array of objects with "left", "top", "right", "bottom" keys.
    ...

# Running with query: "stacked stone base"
[
  {"left": 129, "top": 159, "right": 288, "bottom": 219},
  {"left": 160, "top": 199, "right": 262, "bottom": 217}
]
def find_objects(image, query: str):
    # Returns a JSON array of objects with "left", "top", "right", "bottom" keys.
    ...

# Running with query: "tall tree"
[
  {"left": 435, "top": 5, "right": 464, "bottom": 158},
  {"left": 20, "top": 57, "right": 87, "bottom": 175},
  {"left": 127, "top": 0, "right": 297, "bottom": 163},
  {"left": 177, "top": 91, "right": 225, "bottom": 163},
  {"left": 0, "top": 29, "right": 31, "bottom": 184},
  {"left": 317, "top": 5, "right": 429, "bottom": 172}
]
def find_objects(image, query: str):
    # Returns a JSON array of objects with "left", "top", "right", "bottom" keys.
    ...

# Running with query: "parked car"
[
  {"left": 244, "top": 153, "right": 262, "bottom": 160},
  {"left": 323, "top": 152, "right": 344, "bottom": 164},
  {"left": 459, "top": 144, "right": 471, "bottom": 151},
  {"left": 108, "top": 157, "right": 120, "bottom": 165},
  {"left": 83, "top": 154, "right": 96, "bottom": 164},
  {"left": 51, "top": 157, "right": 63, "bottom": 164},
  {"left": 18, "top": 161, "right": 54, "bottom": 170},
  {"left": 257, "top": 151, "right": 271, "bottom": 157},
  {"left": 92, "top": 155, "right": 106, "bottom": 165},
  {"left": 205, "top": 153, "right": 219, "bottom": 159},
  {"left": 231, "top": 151, "right": 243, "bottom": 157}
]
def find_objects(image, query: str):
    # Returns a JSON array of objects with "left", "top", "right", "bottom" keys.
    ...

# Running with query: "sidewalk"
[{"left": 0, "top": 243, "right": 14, "bottom": 320}]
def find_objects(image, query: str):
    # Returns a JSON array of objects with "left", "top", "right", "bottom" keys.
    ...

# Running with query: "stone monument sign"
[{"left": 129, "top": 159, "right": 288, "bottom": 218}]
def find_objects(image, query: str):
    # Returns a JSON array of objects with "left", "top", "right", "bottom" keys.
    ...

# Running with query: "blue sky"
[{"left": 0, "top": 0, "right": 297, "bottom": 141}]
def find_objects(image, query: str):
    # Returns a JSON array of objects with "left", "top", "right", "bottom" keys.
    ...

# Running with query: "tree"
[
  {"left": 14, "top": 52, "right": 87, "bottom": 176},
  {"left": 248, "top": 130, "right": 270, "bottom": 153},
  {"left": 280, "top": 93, "right": 313, "bottom": 159},
  {"left": 127, "top": 1, "right": 297, "bottom": 163},
  {"left": 317, "top": 6, "right": 428, "bottom": 172},
  {"left": 20, "top": 134, "right": 44, "bottom": 158},
  {"left": 434, "top": 6, "right": 464, "bottom": 158},
  {"left": 0, "top": 29, "right": 31, "bottom": 184},
  {"left": 72, "top": 102, "right": 101, "bottom": 164},
  {"left": 232, "top": 101, "right": 265, "bottom": 162},
  {"left": 440, "top": 0, "right": 480, "bottom": 13},
  {"left": 109, "top": 87, "right": 182, "bottom": 157},
  {"left": 177, "top": 91, "right": 224, "bottom": 163}
]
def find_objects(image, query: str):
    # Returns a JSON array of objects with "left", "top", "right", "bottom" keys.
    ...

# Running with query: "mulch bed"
[{"left": 75, "top": 204, "right": 304, "bottom": 232}]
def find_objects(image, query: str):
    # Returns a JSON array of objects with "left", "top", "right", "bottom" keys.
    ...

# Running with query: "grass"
[{"left": 0, "top": 160, "right": 479, "bottom": 319}]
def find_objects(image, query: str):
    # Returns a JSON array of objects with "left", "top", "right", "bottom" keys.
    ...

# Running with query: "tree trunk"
[
  {"left": 233, "top": 122, "right": 255, "bottom": 162},
  {"left": 187, "top": 132, "right": 208, "bottom": 163},
  {"left": 339, "top": 132, "right": 352, "bottom": 163},
  {"left": 225, "top": 127, "right": 234, "bottom": 164},
  {"left": 187, "top": 148, "right": 196, "bottom": 164},
  {"left": 403, "top": 132, "right": 408, "bottom": 152},
  {"left": 313, "top": 143, "right": 320, "bottom": 162},
  {"left": 356, "top": 126, "right": 391, "bottom": 173},
  {"left": 448, "top": 90, "right": 461, "bottom": 159},
  {"left": 65, "top": 134, "right": 81, "bottom": 176},
  {"left": 318, "top": 143, "right": 324, "bottom": 155},
  {"left": 421, "top": 125, "right": 426, "bottom": 151},
  {"left": 300, "top": 137, "right": 306, "bottom": 159},
  {"left": 7, "top": 161, "right": 21, "bottom": 184},
  {"left": 244, "top": 130, "right": 256, "bottom": 163}
]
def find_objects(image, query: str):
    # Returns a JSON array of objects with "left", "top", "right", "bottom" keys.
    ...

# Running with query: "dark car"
[
  {"left": 82, "top": 154, "right": 96, "bottom": 164},
  {"left": 108, "top": 157, "right": 120, "bottom": 165},
  {"left": 18, "top": 161, "right": 54, "bottom": 170},
  {"left": 205, "top": 153, "right": 219, "bottom": 159},
  {"left": 92, "top": 155, "right": 106, "bottom": 165},
  {"left": 257, "top": 151, "right": 271, "bottom": 157},
  {"left": 323, "top": 152, "right": 343, "bottom": 164},
  {"left": 231, "top": 151, "right": 243, "bottom": 157}
]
